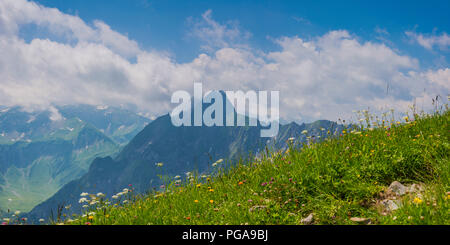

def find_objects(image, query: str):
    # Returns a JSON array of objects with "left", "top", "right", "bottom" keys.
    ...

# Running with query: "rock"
[
  {"left": 350, "top": 217, "right": 371, "bottom": 225},
  {"left": 301, "top": 213, "right": 314, "bottom": 225},
  {"left": 248, "top": 205, "right": 267, "bottom": 212},
  {"left": 382, "top": 199, "right": 401, "bottom": 212},
  {"left": 389, "top": 181, "right": 407, "bottom": 196},
  {"left": 407, "top": 184, "right": 423, "bottom": 193}
]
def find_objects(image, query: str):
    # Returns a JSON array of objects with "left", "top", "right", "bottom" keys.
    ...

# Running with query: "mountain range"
[
  {"left": 26, "top": 98, "right": 344, "bottom": 222},
  {"left": 0, "top": 105, "right": 150, "bottom": 212}
]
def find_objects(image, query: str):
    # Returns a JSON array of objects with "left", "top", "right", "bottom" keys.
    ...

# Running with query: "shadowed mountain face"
[
  {"left": 27, "top": 95, "right": 344, "bottom": 222},
  {"left": 0, "top": 105, "right": 150, "bottom": 213}
]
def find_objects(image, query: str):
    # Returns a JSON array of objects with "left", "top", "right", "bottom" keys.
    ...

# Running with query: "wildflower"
[
  {"left": 85, "top": 222, "right": 91, "bottom": 225},
  {"left": 212, "top": 162, "right": 218, "bottom": 167},
  {"left": 174, "top": 175, "right": 181, "bottom": 179},
  {"left": 413, "top": 197, "right": 423, "bottom": 205},
  {"left": 79, "top": 197, "right": 88, "bottom": 203},
  {"left": 82, "top": 205, "right": 89, "bottom": 208},
  {"left": 155, "top": 162, "right": 164, "bottom": 167},
  {"left": 14, "top": 211, "right": 21, "bottom": 215},
  {"left": 65, "top": 205, "right": 71, "bottom": 210},
  {"left": 112, "top": 195, "right": 119, "bottom": 199},
  {"left": 123, "top": 200, "right": 128, "bottom": 204},
  {"left": 320, "top": 127, "right": 325, "bottom": 131},
  {"left": 238, "top": 181, "right": 244, "bottom": 185},
  {"left": 216, "top": 159, "right": 223, "bottom": 163},
  {"left": 210, "top": 200, "right": 214, "bottom": 204},
  {"left": 96, "top": 192, "right": 105, "bottom": 197},
  {"left": 342, "top": 130, "right": 346, "bottom": 134},
  {"left": 194, "top": 200, "right": 199, "bottom": 203},
  {"left": 122, "top": 188, "right": 129, "bottom": 193},
  {"left": 7, "top": 198, "right": 12, "bottom": 202},
  {"left": 196, "top": 184, "right": 201, "bottom": 188},
  {"left": 288, "top": 137, "right": 295, "bottom": 142},
  {"left": 209, "top": 189, "right": 214, "bottom": 192},
  {"left": 186, "top": 216, "right": 191, "bottom": 220},
  {"left": 3, "top": 218, "right": 10, "bottom": 222},
  {"left": 301, "top": 130, "right": 308, "bottom": 135}
]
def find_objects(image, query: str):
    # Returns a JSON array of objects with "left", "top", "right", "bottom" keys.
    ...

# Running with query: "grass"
[{"left": 6, "top": 107, "right": 450, "bottom": 225}]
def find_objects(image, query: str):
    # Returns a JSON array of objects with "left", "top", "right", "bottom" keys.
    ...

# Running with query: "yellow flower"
[
  {"left": 88, "top": 216, "right": 94, "bottom": 220},
  {"left": 105, "top": 214, "right": 110, "bottom": 218},
  {"left": 196, "top": 184, "right": 201, "bottom": 188},
  {"left": 238, "top": 181, "right": 244, "bottom": 185},
  {"left": 194, "top": 200, "right": 199, "bottom": 203},
  {"left": 342, "top": 130, "right": 346, "bottom": 134},
  {"left": 209, "top": 189, "right": 214, "bottom": 192},
  {"left": 413, "top": 197, "right": 423, "bottom": 204},
  {"left": 209, "top": 200, "right": 214, "bottom": 204}
]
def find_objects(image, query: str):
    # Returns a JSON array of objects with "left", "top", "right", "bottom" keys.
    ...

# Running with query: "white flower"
[
  {"left": 80, "top": 192, "right": 89, "bottom": 197},
  {"left": 96, "top": 192, "right": 105, "bottom": 197},
  {"left": 82, "top": 205, "right": 89, "bottom": 208},
  {"left": 123, "top": 200, "right": 128, "bottom": 204},
  {"left": 216, "top": 159, "right": 223, "bottom": 163},
  {"left": 65, "top": 205, "right": 71, "bottom": 210},
  {"left": 88, "top": 212, "right": 96, "bottom": 216},
  {"left": 14, "top": 211, "right": 21, "bottom": 215},
  {"left": 288, "top": 137, "right": 295, "bottom": 141},
  {"left": 155, "top": 162, "right": 164, "bottom": 167},
  {"left": 112, "top": 195, "right": 119, "bottom": 199},
  {"left": 3, "top": 218, "right": 10, "bottom": 222},
  {"left": 174, "top": 175, "right": 181, "bottom": 179},
  {"left": 301, "top": 130, "right": 308, "bottom": 135},
  {"left": 7, "top": 198, "right": 12, "bottom": 202},
  {"left": 212, "top": 162, "right": 218, "bottom": 167},
  {"left": 39, "top": 218, "right": 45, "bottom": 222},
  {"left": 78, "top": 197, "right": 88, "bottom": 203},
  {"left": 122, "top": 188, "right": 129, "bottom": 193}
]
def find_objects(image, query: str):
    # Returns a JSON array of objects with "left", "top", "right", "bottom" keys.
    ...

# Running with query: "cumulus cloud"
[
  {"left": 0, "top": 0, "right": 448, "bottom": 123},
  {"left": 406, "top": 31, "right": 450, "bottom": 51}
]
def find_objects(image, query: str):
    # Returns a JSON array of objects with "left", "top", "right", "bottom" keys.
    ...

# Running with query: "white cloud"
[
  {"left": 406, "top": 31, "right": 450, "bottom": 51},
  {"left": 187, "top": 9, "right": 252, "bottom": 52},
  {"left": 0, "top": 0, "right": 448, "bottom": 124}
]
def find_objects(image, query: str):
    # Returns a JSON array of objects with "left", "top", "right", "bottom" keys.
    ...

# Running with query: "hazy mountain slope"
[{"left": 0, "top": 121, "right": 119, "bottom": 212}]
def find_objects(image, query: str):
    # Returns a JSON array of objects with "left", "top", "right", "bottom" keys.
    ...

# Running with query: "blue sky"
[
  {"left": 0, "top": 0, "right": 449, "bottom": 122},
  {"left": 32, "top": 0, "right": 450, "bottom": 65}
]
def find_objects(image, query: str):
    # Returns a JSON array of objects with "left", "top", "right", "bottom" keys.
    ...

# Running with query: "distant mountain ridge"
[
  {"left": 27, "top": 98, "right": 344, "bottom": 221},
  {"left": 0, "top": 105, "right": 151, "bottom": 212}
]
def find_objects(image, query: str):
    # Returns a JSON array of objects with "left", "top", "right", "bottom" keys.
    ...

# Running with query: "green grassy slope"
[{"left": 13, "top": 110, "right": 450, "bottom": 225}]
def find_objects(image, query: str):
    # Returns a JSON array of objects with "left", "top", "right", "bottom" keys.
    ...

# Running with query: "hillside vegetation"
[{"left": 6, "top": 108, "right": 449, "bottom": 225}]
